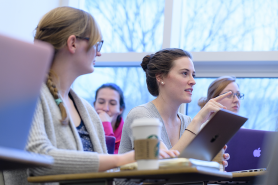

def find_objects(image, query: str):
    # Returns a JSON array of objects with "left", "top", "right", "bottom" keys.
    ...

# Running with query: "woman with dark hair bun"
[
  {"left": 94, "top": 83, "right": 125, "bottom": 154},
  {"left": 119, "top": 48, "right": 231, "bottom": 166}
]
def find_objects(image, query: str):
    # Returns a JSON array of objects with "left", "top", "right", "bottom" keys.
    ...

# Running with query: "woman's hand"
[
  {"left": 159, "top": 149, "right": 180, "bottom": 159},
  {"left": 222, "top": 145, "right": 230, "bottom": 167},
  {"left": 98, "top": 151, "right": 135, "bottom": 171},
  {"left": 114, "top": 151, "right": 135, "bottom": 168},
  {"left": 97, "top": 110, "right": 113, "bottom": 123},
  {"left": 193, "top": 91, "right": 233, "bottom": 126},
  {"left": 159, "top": 141, "right": 180, "bottom": 159}
]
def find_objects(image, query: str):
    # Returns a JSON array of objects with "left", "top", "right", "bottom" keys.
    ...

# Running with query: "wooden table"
[
  {"left": 28, "top": 167, "right": 232, "bottom": 185},
  {"left": 0, "top": 147, "right": 53, "bottom": 170},
  {"left": 207, "top": 171, "right": 266, "bottom": 185}
]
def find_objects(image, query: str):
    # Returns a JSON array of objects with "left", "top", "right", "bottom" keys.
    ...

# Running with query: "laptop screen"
[
  {"left": 225, "top": 128, "right": 276, "bottom": 172},
  {"left": 0, "top": 34, "right": 53, "bottom": 150}
]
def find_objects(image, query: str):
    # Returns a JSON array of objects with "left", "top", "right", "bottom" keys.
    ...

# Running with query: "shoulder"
[
  {"left": 69, "top": 89, "right": 95, "bottom": 111},
  {"left": 40, "top": 83, "right": 54, "bottom": 100},
  {"left": 38, "top": 84, "right": 59, "bottom": 114},
  {"left": 178, "top": 113, "right": 192, "bottom": 127},
  {"left": 126, "top": 102, "right": 158, "bottom": 121}
]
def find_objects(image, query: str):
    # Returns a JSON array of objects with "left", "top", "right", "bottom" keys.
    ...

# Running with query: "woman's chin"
[
  {"left": 181, "top": 98, "right": 192, "bottom": 104},
  {"left": 230, "top": 109, "right": 239, "bottom": 114}
]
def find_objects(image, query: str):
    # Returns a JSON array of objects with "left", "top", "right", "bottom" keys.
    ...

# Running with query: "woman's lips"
[
  {"left": 232, "top": 106, "right": 239, "bottom": 109},
  {"left": 185, "top": 88, "right": 193, "bottom": 95}
]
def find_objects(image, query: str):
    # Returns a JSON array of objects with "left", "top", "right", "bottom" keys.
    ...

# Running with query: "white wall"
[{"left": 0, "top": 0, "right": 61, "bottom": 42}]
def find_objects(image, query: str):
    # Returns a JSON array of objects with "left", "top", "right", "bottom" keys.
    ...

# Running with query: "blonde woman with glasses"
[
  {"left": 3, "top": 6, "right": 177, "bottom": 185},
  {"left": 198, "top": 76, "right": 244, "bottom": 113}
]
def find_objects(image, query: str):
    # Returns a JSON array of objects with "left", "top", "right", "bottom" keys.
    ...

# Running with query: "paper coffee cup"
[
  {"left": 131, "top": 118, "right": 162, "bottom": 170},
  {"left": 212, "top": 148, "right": 225, "bottom": 171}
]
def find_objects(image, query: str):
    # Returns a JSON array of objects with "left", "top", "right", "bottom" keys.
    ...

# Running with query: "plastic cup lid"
[{"left": 131, "top": 118, "right": 162, "bottom": 128}]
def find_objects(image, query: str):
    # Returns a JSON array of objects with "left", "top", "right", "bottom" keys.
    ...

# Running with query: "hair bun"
[{"left": 141, "top": 54, "right": 153, "bottom": 72}]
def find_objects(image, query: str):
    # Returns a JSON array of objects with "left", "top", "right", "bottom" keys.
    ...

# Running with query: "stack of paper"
[{"left": 120, "top": 158, "right": 220, "bottom": 171}]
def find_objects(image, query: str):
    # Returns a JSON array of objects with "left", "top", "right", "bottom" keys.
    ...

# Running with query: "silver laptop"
[
  {"left": 179, "top": 109, "right": 248, "bottom": 161},
  {"left": 0, "top": 34, "right": 54, "bottom": 169}
]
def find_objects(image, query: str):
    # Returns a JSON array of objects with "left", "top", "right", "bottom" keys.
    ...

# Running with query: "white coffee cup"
[{"left": 131, "top": 118, "right": 162, "bottom": 170}]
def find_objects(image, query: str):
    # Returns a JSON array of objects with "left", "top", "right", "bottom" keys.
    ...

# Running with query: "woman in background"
[
  {"left": 119, "top": 48, "right": 231, "bottom": 165},
  {"left": 94, "top": 83, "right": 125, "bottom": 154},
  {"left": 198, "top": 76, "right": 244, "bottom": 113}
]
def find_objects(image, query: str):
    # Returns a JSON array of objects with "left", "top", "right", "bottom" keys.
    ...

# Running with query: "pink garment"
[{"left": 102, "top": 118, "right": 124, "bottom": 154}]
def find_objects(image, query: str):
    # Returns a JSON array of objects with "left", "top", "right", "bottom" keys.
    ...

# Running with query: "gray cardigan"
[
  {"left": 3, "top": 84, "right": 107, "bottom": 185},
  {"left": 119, "top": 102, "right": 191, "bottom": 154}
]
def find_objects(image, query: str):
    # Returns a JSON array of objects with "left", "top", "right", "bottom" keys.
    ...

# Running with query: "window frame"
[
  {"left": 67, "top": 0, "right": 278, "bottom": 78},
  {"left": 68, "top": 0, "right": 278, "bottom": 114}
]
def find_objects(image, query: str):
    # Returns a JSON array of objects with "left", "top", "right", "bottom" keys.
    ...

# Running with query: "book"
[{"left": 120, "top": 158, "right": 220, "bottom": 171}]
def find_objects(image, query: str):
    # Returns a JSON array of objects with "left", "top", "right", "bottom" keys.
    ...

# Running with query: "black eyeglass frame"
[
  {"left": 75, "top": 36, "right": 103, "bottom": 52},
  {"left": 76, "top": 36, "right": 90, "bottom": 41}
]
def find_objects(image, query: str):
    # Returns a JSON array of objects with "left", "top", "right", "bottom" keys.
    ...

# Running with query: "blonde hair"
[
  {"left": 198, "top": 76, "right": 236, "bottom": 108},
  {"left": 35, "top": 6, "right": 102, "bottom": 124}
]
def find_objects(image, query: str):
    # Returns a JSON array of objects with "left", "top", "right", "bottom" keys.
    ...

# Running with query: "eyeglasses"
[
  {"left": 76, "top": 36, "right": 103, "bottom": 52},
  {"left": 95, "top": 40, "right": 103, "bottom": 52},
  {"left": 76, "top": 36, "right": 90, "bottom": 41},
  {"left": 222, "top": 92, "right": 244, "bottom": 100}
]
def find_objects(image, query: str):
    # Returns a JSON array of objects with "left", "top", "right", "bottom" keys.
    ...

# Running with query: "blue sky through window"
[
  {"left": 79, "top": 0, "right": 165, "bottom": 53},
  {"left": 73, "top": 68, "right": 278, "bottom": 131},
  {"left": 179, "top": 0, "right": 278, "bottom": 51}
]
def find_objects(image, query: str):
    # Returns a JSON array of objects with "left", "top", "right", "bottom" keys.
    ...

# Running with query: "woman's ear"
[
  {"left": 119, "top": 107, "right": 124, "bottom": 115},
  {"left": 66, "top": 35, "right": 77, "bottom": 54},
  {"left": 155, "top": 74, "right": 164, "bottom": 84}
]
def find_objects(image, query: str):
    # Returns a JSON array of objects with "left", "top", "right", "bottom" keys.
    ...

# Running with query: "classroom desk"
[
  {"left": 0, "top": 147, "right": 53, "bottom": 170},
  {"left": 28, "top": 167, "right": 232, "bottom": 185},
  {"left": 207, "top": 171, "right": 266, "bottom": 184}
]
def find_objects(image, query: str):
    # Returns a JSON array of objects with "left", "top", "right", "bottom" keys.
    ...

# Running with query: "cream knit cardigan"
[{"left": 3, "top": 84, "right": 107, "bottom": 185}]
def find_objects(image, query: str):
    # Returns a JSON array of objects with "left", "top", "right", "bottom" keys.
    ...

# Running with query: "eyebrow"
[
  {"left": 97, "top": 98, "right": 118, "bottom": 102},
  {"left": 224, "top": 90, "right": 240, "bottom": 93}
]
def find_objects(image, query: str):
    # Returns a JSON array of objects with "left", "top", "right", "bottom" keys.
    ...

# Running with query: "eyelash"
[
  {"left": 98, "top": 102, "right": 116, "bottom": 106},
  {"left": 182, "top": 72, "right": 195, "bottom": 78}
]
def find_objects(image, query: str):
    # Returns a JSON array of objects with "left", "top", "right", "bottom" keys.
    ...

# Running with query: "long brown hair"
[
  {"left": 94, "top": 83, "right": 125, "bottom": 129},
  {"left": 198, "top": 76, "right": 236, "bottom": 108},
  {"left": 35, "top": 7, "right": 102, "bottom": 124}
]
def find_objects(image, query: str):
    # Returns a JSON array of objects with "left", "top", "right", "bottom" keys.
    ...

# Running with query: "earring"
[{"left": 161, "top": 81, "right": 164, "bottom": 85}]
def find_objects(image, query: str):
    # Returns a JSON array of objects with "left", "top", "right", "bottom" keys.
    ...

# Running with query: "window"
[
  {"left": 70, "top": 0, "right": 278, "bottom": 131},
  {"left": 73, "top": 68, "right": 278, "bottom": 131},
  {"left": 72, "top": 67, "right": 154, "bottom": 119},
  {"left": 179, "top": 0, "right": 278, "bottom": 51},
  {"left": 187, "top": 78, "right": 278, "bottom": 131},
  {"left": 78, "top": 0, "right": 165, "bottom": 53}
]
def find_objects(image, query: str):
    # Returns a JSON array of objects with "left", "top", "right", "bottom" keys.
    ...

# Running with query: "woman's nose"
[
  {"left": 233, "top": 95, "right": 240, "bottom": 102},
  {"left": 96, "top": 51, "right": 101, "bottom": 57},
  {"left": 102, "top": 103, "right": 109, "bottom": 111},
  {"left": 189, "top": 75, "right": 196, "bottom": 86}
]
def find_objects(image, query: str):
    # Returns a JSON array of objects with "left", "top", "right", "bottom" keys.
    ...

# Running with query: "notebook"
[
  {"left": 225, "top": 128, "right": 276, "bottom": 172},
  {"left": 0, "top": 34, "right": 54, "bottom": 169},
  {"left": 179, "top": 109, "right": 248, "bottom": 161}
]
